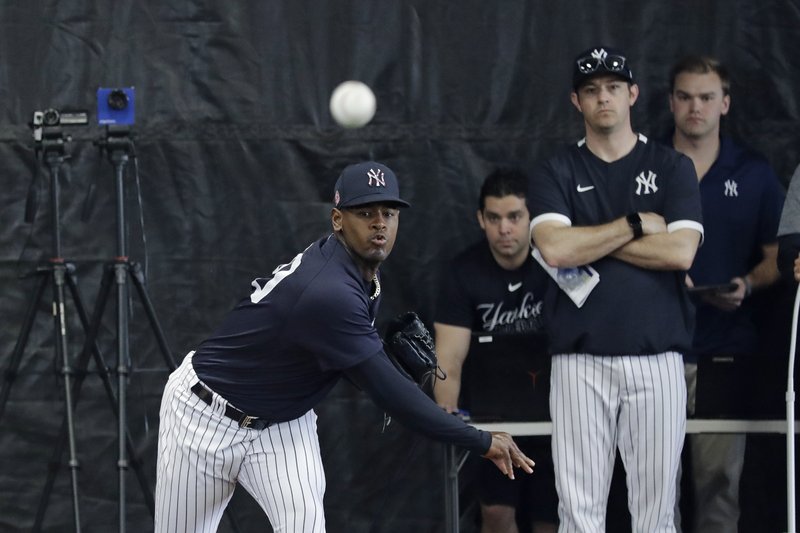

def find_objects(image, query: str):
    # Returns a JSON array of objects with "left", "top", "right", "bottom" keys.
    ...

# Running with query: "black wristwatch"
[{"left": 626, "top": 212, "right": 643, "bottom": 239}]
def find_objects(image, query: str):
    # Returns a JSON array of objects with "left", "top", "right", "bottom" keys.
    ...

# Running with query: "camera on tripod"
[
  {"left": 97, "top": 87, "right": 135, "bottom": 125},
  {"left": 31, "top": 108, "right": 89, "bottom": 142}
]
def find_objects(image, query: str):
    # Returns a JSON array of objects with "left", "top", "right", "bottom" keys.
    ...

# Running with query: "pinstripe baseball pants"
[
  {"left": 155, "top": 353, "right": 327, "bottom": 533},
  {"left": 550, "top": 353, "right": 686, "bottom": 533}
]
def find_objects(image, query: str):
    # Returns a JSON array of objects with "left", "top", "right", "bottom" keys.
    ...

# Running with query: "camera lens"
[
  {"left": 42, "top": 108, "right": 60, "bottom": 126},
  {"left": 108, "top": 89, "right": 129, "bottom": 111}
]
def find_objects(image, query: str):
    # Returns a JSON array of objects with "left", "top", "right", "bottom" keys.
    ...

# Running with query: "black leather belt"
[{"left": 190, "top": 382, "right": 272, "bottom": 430}]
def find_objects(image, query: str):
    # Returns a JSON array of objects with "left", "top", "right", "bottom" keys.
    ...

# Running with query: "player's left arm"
[
  {"left": 609, "top": 226, "right": 701, "bottom": 271},
  {"left": 345, "top": 351, "right": 535, "bottom": 477}
]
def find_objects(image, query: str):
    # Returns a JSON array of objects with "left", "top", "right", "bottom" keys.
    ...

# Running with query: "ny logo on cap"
[
  {"left": 367, "top": 168, "right": 386, "bottom": 187},
  {"left": 591, "top": 48, "right": 608, "bottom": 60}
]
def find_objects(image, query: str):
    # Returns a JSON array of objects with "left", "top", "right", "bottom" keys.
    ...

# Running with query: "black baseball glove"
[{"left": 383, "top": 311, "right": 445, "bottom": 387}]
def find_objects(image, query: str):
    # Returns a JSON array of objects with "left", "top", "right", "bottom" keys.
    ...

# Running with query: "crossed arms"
[{"left": 531, "top": 212, "right": 701, "bottom": 271}]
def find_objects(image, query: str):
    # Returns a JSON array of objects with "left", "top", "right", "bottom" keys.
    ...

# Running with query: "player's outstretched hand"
[{"left": 482, "top": 432, "right": 535, "bottom": 480}]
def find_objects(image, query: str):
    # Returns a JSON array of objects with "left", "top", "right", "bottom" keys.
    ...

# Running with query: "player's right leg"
[
  {"left": 550, "top": 354, "right": 619, "bottom": 532},
  {"left": 238, "top": 410, "right": 327, "bottom": 533},
  {"left": 155, "top": 353, "right": 243, "bottom": 533}
]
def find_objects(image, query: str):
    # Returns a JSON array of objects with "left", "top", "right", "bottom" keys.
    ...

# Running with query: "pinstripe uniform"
[
  {"left": 154, "top": 234, "right": 368, "bottom": 533},
  {"left": 528, "top": 135, "right": 703, "bottom": 532},
  {"left": 155, "top": 232, "right": 493, "bottom": 532},
  {"left": 156, "top": 352, "right": 326, "bottom": 533}
]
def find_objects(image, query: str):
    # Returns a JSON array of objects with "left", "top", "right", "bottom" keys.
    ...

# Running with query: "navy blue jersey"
[
  {"left": 192, "top": 234, "right": 383, "bottom": 421},
  {"left": 528, "top": 134, "right": 703, "bottom": 356},
  {"left": 435, "top": 240, "right": 547, "bottom": 335},
  {"left": 687, "top": 136, "right": 785, "bottom": 356}
]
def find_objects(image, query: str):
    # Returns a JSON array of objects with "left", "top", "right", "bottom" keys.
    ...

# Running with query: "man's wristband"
[{"left": 626, "top": 212, "right": 643, "bottom": 239}]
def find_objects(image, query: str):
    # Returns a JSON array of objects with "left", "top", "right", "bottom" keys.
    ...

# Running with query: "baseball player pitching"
[{"left": 154, "top": 161, "right": 535, "bottom": 532}]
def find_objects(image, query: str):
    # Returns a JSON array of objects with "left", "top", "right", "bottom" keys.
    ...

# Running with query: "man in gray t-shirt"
[{"left": 777, "top": 164, "right": 800, "bottom": 281}]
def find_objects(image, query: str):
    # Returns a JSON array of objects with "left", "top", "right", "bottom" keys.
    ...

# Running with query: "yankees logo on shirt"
[
  {"left": 635, "top": 170, "right": 658, "bottom": 195},
  {"left": 724, "top": 179, "right": 738, "bottom": 197}
]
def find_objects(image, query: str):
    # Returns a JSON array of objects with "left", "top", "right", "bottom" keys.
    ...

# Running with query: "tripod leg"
[
  {"left": 0, "top": 271, "right": 49, "bottom": 421},
  {"left": 114, "top": 260, "right": 132, "bottom": 533},
  {"left": 33, "top": 415, "right": 76, "bottom": 533},
  {"left": 52, "top": 264, "right": 82, "bottom": 532},
  {"left": 78, "top": 263, "right": 115, "bottom": 378},
  {"left": 128, "top": 262, "right": 177, "bottom": 371},
  {"left": 34, "top": 265, "right": 115, "bottom": 532},
  {"left": 68, "top": 269, "right": 156, "bottom": 516}
]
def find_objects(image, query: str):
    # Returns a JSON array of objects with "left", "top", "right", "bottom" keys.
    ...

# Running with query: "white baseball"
[{"left": 329, "top": 80, "right": 376, "bottom": 128}]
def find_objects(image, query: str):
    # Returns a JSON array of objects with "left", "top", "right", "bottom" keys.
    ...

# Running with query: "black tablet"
[{"left": 687, "top": 282, "right": 738, "bottom": 295}]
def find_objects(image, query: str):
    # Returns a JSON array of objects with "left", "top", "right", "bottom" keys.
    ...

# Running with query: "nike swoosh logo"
[
  {"left": 508, "top": 282, "right": 523, "bottom": 292},
  {"left": 577, "top": 184, "right": 595, "bottom": 192}
]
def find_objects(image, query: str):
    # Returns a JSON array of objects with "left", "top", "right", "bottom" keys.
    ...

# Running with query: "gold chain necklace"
[{"left": 369, "top": 274, "right": 381, "bottom": 301}]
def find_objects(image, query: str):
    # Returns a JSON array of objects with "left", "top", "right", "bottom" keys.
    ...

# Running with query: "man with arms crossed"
[
  {"left": 668, "top": 55, "right": 784, "bottom": 533},
  {"left": 528, "top": 46, "right": 703, "bottom": 532},
  {"left": 434, "top": 168, "right": 557, "bottom": 533}
]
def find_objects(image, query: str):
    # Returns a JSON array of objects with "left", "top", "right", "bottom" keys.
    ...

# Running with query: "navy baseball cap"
[
  {"left": 572, "top": 46, "right": 634, "bottom": 90},
  {"left": 333, "top": 161, "right": 411, "bottom": 208}
]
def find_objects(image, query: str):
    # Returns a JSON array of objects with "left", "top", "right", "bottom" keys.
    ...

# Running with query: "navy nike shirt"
[{"left": 528, "top": 134, "right": 703, "bottom": 356}]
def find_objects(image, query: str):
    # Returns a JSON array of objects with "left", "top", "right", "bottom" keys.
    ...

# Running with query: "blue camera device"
[{"left": 97, "top": 87, "right": 135, "bottom": 125}]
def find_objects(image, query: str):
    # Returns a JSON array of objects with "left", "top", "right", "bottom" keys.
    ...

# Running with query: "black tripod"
[
  {"left": 76, "top": 125, "right": 178, "bottom": 533},
  {"left": 38, "top": 126, "right": 239, "bottom": 533},
  {"left": 0, "top": 127, "right": 86, "bottom": 532}
]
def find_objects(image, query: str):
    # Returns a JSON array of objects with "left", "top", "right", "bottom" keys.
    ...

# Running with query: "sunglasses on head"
[{"left": 576, "top": 54, "right": 627, "bottom": 75}]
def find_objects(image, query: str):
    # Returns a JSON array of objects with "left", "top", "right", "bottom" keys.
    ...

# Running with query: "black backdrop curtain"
[{"left": 0, "top": 1, "right": 798, "bottom": 532}]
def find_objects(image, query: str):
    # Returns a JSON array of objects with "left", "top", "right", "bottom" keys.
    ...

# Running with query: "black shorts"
[{"left": 475, "top": 436, "right": 558, "bottom": 523}]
